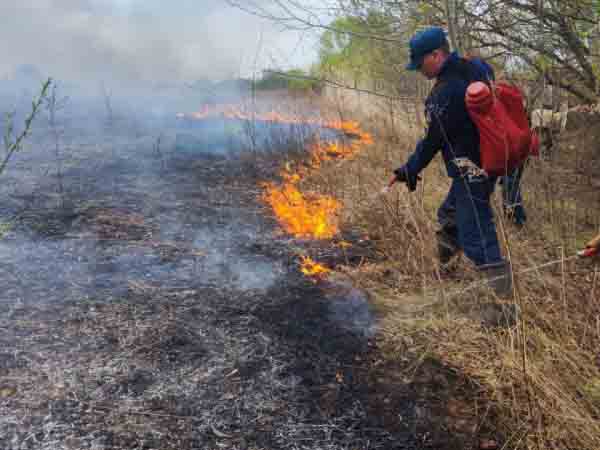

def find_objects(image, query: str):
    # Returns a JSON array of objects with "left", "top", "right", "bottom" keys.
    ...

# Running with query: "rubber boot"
[
  {"left": 479, "top": 261, "right": 513, "bottom": 297},
  {"left": 436, "top": 228, "right": 459, "bottom": 265}
]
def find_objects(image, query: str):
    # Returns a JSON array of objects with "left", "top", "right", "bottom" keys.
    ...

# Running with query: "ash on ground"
[{"left": 0, "top": 108, "right": 454, "bottom": 450}]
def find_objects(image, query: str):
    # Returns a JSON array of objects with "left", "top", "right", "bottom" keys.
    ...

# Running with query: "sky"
[{"left": 0, "top": 0, "right": 323, "bottom": 87}]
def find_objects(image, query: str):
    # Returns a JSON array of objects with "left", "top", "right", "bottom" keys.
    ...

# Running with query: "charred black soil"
[{"left": 0, "top": 128, "right": 463, "bottom": 449}]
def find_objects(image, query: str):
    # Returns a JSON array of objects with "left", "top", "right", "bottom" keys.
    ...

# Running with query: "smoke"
[
  {"left": 0, "top": 0, "right": 323, "bottom": 306},
  {"left": 0, "top": 0, "right": 318, "bottom": 90},
  {"left": 191, "top": 224, "right": 283, "bottom": 291},
  {"left": 323, "top": 278, "right": 377, "bottom": 338}
]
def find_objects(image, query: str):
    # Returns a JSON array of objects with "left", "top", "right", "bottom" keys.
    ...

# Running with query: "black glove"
[{"left": 393, "top": 166, "right": 419, "bottom": 192}]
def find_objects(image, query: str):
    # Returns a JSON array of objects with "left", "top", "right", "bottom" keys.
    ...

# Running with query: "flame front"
[
  {"left": 255, "top": 111, "right": 371, "bottom": 241},
  {"left": 261, "top": 181, "right": 341, "bottom": 239},
  {"left": 180, "top": 102, "right": 374, "bottom": 278},
  {"left": 178, "top": 104, "right": 373, "bottom": 145},
  {"left": 299, "top": 255, "right": 331, "bottom": 277}
]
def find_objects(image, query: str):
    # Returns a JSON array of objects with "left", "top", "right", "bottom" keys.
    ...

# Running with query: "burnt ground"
[{"left": 0, "top": 122, "right": 463, "bottom": 450}]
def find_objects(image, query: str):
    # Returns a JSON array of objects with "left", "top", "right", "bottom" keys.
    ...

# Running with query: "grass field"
[{"left": 285, "top": 90, "right": 600, "bottom": 449}]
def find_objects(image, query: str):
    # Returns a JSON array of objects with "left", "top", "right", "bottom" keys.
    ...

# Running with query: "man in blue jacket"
[{"left": 392, "top": 27, "right": 512, "bottom": 296}]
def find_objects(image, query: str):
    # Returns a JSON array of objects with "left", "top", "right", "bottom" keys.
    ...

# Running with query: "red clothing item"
[{"left": 466, "top": 81, "right": 538, "bottom": 176}]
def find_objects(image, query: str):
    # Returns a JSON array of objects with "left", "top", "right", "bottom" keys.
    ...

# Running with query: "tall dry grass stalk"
[{"left": 303, "top": 89, "right": 600, "bottom": 449}]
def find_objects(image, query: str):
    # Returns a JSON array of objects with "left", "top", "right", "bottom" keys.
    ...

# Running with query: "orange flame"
[
  {"left": 307, "top": 140, "right": 364, "bottom": 169},
  {"left": 252, "top": 108, "right": 373, "bottom": 241},
  {"left": 299, "top": 255, "right": 331, "bottom": 278},
  {"left": 261, "top": 182, "right": 341, "bottom": 239},
  {"left": 179, "top": 102, "right": 374, "bottom": 278},
  {"left": 178, "top": 104, "right": 374, "bottom": 145}
]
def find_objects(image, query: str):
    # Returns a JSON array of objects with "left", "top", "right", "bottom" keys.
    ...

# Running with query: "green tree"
[
  {"left": 317, "top": 12, "right": 398, "bottom": 88},
  {"left": 255, "top": 69, "right": 321, "bottom": 92}
]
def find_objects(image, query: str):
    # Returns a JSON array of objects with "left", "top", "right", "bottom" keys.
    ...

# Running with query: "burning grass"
[
  {"left": 261, "top": 181, "right": 341, "bottom": 239},
  {"left": 180, "top": 97, "right": 374, "bottom": 251},
  {"left": 299, "top": 255, "right": 331, "bottom": 278},
  {"left": 178, "top": 102, "right": 373, "bottom": 145},
  {"left": 259, "top": 115, "right": 374, "bottom": 268}
]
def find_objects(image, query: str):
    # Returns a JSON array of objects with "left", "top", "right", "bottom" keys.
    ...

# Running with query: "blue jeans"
[
  {"left": 437, "top": 175, "right": 504, "bottom": 267},
  {"left": 501, "top": 164, "right": 527, "bottom": 226}
]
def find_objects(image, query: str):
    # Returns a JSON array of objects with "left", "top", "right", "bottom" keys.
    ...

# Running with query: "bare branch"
[{"left": 1, "top": 78, "right": 52, "bottom": 176}]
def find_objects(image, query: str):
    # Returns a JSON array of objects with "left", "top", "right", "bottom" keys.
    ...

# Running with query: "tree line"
[{"left": 230, "top": 0, "right": 600, "bottom": 104}]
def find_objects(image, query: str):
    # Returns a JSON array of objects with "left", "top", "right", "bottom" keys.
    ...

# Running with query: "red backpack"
[{"left": 465, "top": 81, "right": 539, "bottom": 176}]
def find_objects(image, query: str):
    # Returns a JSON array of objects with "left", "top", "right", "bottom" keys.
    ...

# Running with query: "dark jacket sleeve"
[{"left": 404, "top": 79, "right": 468, "bottom": 178}]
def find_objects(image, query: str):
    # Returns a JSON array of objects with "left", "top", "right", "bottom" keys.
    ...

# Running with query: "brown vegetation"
[{"left": 293, "top": 90, "right": 600, "bottom": 449}]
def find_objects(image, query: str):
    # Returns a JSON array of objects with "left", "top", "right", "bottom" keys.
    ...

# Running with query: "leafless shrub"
[{"left": 1, "top": 78, "right": 52, "bottom": 177}]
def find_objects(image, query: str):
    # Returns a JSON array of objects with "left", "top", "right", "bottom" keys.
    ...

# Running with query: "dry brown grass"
[{"left": 303, "top": 92, "right": 600, "bottom": 449}]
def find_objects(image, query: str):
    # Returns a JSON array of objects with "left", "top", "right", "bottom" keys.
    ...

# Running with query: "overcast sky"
[{"left": 0, "top": 0, "right": 322, "bottom": 87}]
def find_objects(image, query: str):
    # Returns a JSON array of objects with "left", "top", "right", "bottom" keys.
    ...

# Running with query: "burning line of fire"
[
  {"left": 261, "top": 181, "right": 341, "bottom": 240},
  {"left": 260, "top": 115, "right": 372, "bottom": 280},
  {"left": 177, "top": 104, "right": 373, "bottom": 144},
  {"left": 299, "top": 255, "right": 331, "bottom": 279},
  {"left": 179, "top": 103, "right": 373, "bottom": 280},
  {"left": 260, "top": 122, "right": 373, "bottom": 243}
]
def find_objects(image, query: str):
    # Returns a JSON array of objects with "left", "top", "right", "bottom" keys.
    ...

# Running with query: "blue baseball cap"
[{"left": 406, "top": 27, "right": 448, "bottom": 70}]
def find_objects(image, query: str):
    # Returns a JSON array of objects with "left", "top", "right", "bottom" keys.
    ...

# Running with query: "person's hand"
[
  {"left": 393, "top": 166, "right": 408, "bottom": 184},
  {"left": 386, "top": 174, "right": 398, "bottom": 188},
  {"left": 393, "top": 166, "right": 419, "bottom": 191}
]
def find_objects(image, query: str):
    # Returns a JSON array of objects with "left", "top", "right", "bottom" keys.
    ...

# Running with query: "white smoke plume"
[{"left": 0, "top": 0, "right": 318, "bottom": 89}]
